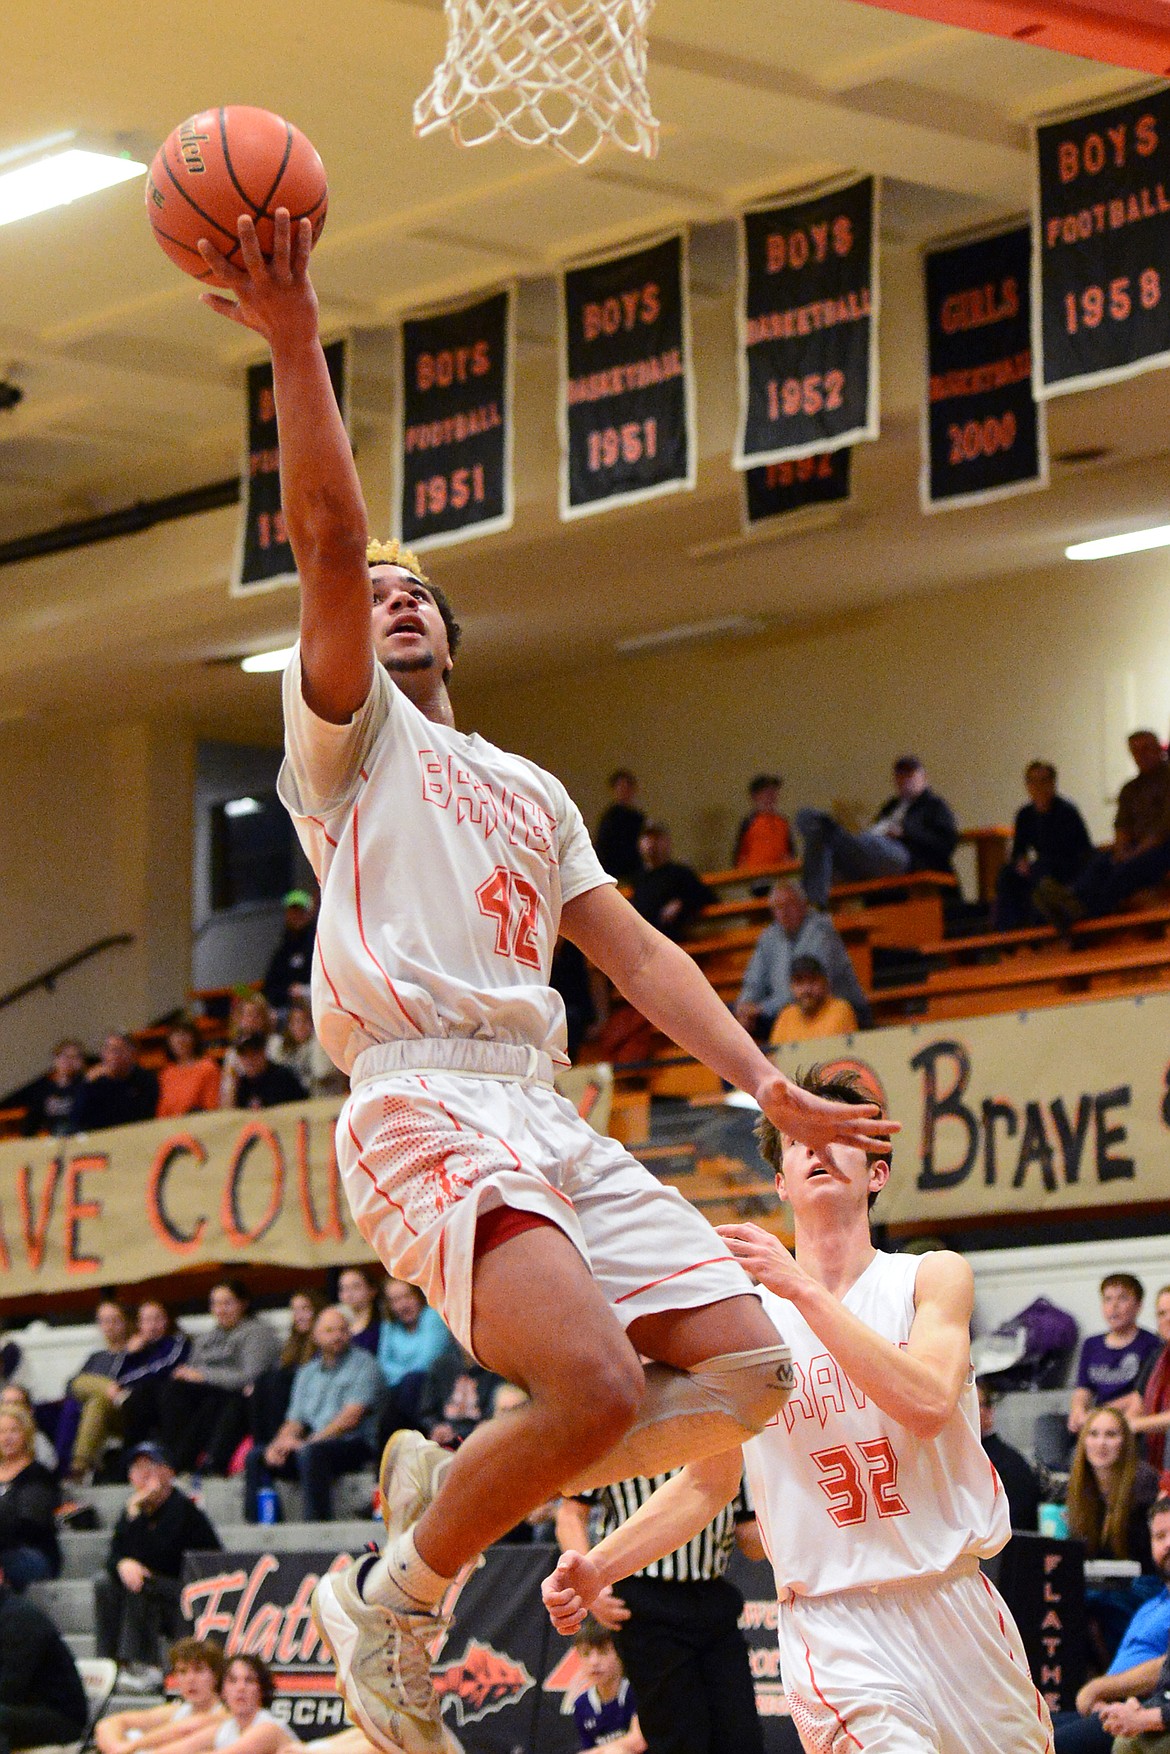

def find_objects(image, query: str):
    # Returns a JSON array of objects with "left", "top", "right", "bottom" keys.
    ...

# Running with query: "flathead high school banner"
[
  {"left": 922, "top": 225, "right": 1046, "bottom": 511},
  {"left": 398, "top": 288, "right": 514, "bottom": 550},
  {"left": 559, "top": 233, "right": 694, "bottom": 518},
  {"left": 233, "top": 340, "right": 348, "bottom": 593},
  {"left": 1034, "top": 87, "right": 1170, "bottom": 397},
  {"left": 736, "top": 177, "right": 879, "bottom": 467}
]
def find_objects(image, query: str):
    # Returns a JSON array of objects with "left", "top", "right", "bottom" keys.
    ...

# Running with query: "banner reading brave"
[
  {"left": 1034, "top": 88, "right": 1170, "bottom": 397},
  {"left": 736, "top": 178, "right": 878, "bottom": 467},
  {"left": 398, "top": 289, "right": 513, "bottom": 550},
  {"left": 743, "top": 448, "right": 851, "bottom": 528},
  {"left": 234, "top": 340, "right": 347, "bottom": 593},
  {"left": 560, "top": 234, "right": 694, "bottom": 518},
  {"left": 922, "top": 225, "right": 1046, "bottom": 511}
]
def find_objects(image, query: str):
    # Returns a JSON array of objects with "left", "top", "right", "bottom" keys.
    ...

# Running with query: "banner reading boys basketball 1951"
[
  {"left": 736, "top": 178, "right": 879, "bottom": 468},
  {"left": 398, "top": 288, "right": 514, "bottom": 551},
  {"left": 1034, "top": 87, "right": 1170, "bottom": 397},
  {"left": 559, "top": 234, "right": 694, "bottom": 519},
  {"left": 922, "top": 225, "right": 1046, "bottom": 512},
  {"left": 234, "top": 340, "right": 348, "bottom": 593}
]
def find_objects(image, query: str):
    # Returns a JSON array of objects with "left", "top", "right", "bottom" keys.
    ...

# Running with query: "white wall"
[{"left": 969, "top": 1235, "right": 1170, "bottom": 1343}]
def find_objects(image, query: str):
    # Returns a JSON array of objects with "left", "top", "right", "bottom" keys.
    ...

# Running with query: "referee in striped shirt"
[{"left": 557, "top": 1470, "right": 765, "bottom": 1754}]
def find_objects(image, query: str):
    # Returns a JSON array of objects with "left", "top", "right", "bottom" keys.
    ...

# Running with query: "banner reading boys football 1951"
[
  {"left": 559, "top": 233, "right": 694, "bottom": 519},
  {"left": 736, "top": 177, "right": 879, "bottom": 468},
  {"left": 1034, "top": 87, "right": 1170, "bottom": 397},
  {"left": 398, "top": 288, "right": 514, "bottom": 550},
  {"left": 922, "top": 225, "right": 1047, "bottom": 512}
]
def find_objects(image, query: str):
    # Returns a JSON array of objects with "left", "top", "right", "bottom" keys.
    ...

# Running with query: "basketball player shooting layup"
[
  {"left": 544, "top": 1061, "right": 1054, "bottom": 1754},
  {"left": 195, "top": 212, "right": 896, "bottom": 1754}
]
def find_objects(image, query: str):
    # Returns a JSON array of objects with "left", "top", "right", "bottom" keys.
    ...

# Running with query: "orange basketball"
[{"left": 146, "top": 105, "right": 328, "bottom": 286}]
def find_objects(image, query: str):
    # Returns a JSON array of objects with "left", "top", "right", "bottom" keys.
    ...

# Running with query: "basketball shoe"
[
  {"left": 311, "top": 1553, "right": 447, "bottom": 1754},
  {"left": 379, "top": 1428, "right": 452, "bottom": 1540}
]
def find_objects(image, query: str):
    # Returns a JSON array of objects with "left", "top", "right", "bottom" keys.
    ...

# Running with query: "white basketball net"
[{"left": 414, "top": 0, "right": 659, "bottom": 167}]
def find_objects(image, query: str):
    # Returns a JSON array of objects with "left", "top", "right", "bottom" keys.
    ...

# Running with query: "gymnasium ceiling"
[{"left": 0, "top": 0, "right": 1167, "bottom": 733}]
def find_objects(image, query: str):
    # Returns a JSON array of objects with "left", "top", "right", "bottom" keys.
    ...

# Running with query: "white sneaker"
[
  {"left": 118, "top": 1663, "right": 164, "bottom": 1694},
  {"left": 379, "top": 1430, "right": 451, "bottom": 1541},
  {"left": 311, "top": 1554, "right": 447, "bottom": 1754}
]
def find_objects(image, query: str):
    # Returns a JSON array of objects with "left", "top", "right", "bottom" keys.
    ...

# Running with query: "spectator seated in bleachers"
[
  {"left": 0, "top": 1554, "right": 87, "bottom": 1751},
  {"left": 732, "top": 774, "right": 792, "bottom": 874},
  {"left": 594, "top": 769, "right": 645, "bottom": 884},
  {"left": 243, "top": 1306, "right": 383, "bottom": 1522},
  {"left": 246, "top": 1291, "right": 327, "bottom": 1456},
  {"left": 112, "top": 1300, "right": 192, "bottom": 1465},
  {"left": 336, "top": 1268, "right": 379, "bottom": 1356},
  {"left": 218, "top": 997, "right": 276, "bottom": 1108},
  {"left": 768, "top": 954, "right": 858, "bottom": 1045},
  {"left": 796, "top": 754, "right": 959, "bottom": 908},
  {"left": 94, "top": 1444, "right": 221, "bottom": 1687},
  {"left": 1053, "top": 1495, "right": 1170, "bottom": 1754},
  {"left": 1067, "top": 1408, "right": 1162, "bottom": 1666},
  {"left": 267, "top": 999, "right": 343, "bottom": 1100},
  {"left": 631, "top": 823, "right": 711, "bottom": 942},
  {"left": 977, "top": 1381, "right": 1041, "bottom": 1533},
  {"left": 204, "top": 1654, "right": 299, "bottom": 1754},
  {"left": 21, "top": 1039, "right": 88, "bottom": 1139},
  {"left": 1036, "top": 730, "right": 1170, "bottom": 929},
  {"left": 734, "top": 880, "right": 871, "bottom": 1039},
  {"left": 152, "top": 1282, "right": 280, "bottom": 1477},
  {"left": 994, "top": 761, "right": 1094, "bottom": 930},
  {"left": 79, "top": 1033, "right": 159, "bottom": 1133},
  {"left": 156, "top": 1021, "right": 221, "bottom": 1120},
  {"left": 1126, "top": 1284, "right": 1170, "bottom": 1474},
  {"left": 419, "top": 1342, "right": 501, "bottom": 1450},
  {"left": 0, "top": 1388, "right": 57, "bottom": 1476},
  {"left": 375, "top": 1279, "right": 453, "bottom": 1447},
  {"left": 95, "top": 1636, "right": 226, "bottom": 1754},
  {"left": 1069, "top": 1275, "right": 1163, "bottom": 1440},
  {"left": 262, "top": 890, "right": 316, "bottom": 1017},
  {"left": 572, "top": 1622, "right": 646, "bottom": 1754},
  {"left": 0, "top": 1405, "right": 59, "bottom": 1589},
  {"left": 62, "top": 1299, "right": 134, "bottom": 1483},
  {"left": 231, "top": 1035, "right": 306, "bottom": 1111}
]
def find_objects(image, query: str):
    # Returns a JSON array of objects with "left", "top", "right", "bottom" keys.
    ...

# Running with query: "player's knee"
[{"left": 564, "top": 1347, "right": 644, "bottom": 1456}]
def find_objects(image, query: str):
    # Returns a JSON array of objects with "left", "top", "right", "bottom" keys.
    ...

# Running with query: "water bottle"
[
  {"left": 1038, "top": 1501, "right": 1068, "bottom": 1540},
  {"left": 257, "top": 1485, "right": 279, "bottom": 1525}
]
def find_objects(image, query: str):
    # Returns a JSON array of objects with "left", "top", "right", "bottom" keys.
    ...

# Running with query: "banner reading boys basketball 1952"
[
  {"left": 559, "top": 234, "right": 694, "bottom": 519},
  {"left": 922, "top": 226, "right": 1047, "bottom": 512},
  {"left": 736, "top": 178, "right": 879, "bottom": 468},
  {"left": 234, "top": 340, "right": 348, "bottom": 593},
  {"left": 1034, "top": 87, "right": 1170, "bottom": 397},
  {"left": 398, "top": 288, "right": 514, "bottom": 551}
]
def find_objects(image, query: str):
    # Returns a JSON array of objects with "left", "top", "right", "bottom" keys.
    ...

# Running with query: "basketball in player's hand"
[{"left": 146, "top": 106, "right": 328, "bottom": 286}]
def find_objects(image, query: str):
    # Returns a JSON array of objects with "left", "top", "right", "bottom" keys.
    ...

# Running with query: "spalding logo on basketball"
[{"left": 146, "top": 105, "right": 328, "bottom": 286}]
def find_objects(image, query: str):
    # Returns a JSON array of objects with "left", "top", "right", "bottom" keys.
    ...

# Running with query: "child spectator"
[
  {"left": 733, "top": 775, "right": 792, "bottom": 872},
  {"left": 95, "top": 1636, "right": 226, "bottom": 1754},
  {"left": 768, "top": 955, "right": 858, "bottom": 1045},
  {"left": 572, "top": 1624, "right": 645, "bottom": 1753},
  {"left": 21, "top": 1039, "right": 87, "bottom": 1137},
  {"left": 1069, "top": 1275, "right": 1162, "bottom": 1435},
  {"left": 157, "top": 1020, "right": 221, "bottom": 1118}
]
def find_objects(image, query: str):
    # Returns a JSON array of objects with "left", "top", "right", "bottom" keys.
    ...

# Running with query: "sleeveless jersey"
[
  {"left": 743, "top": 1251, "right": 1008, "bottom": 1598},
  {"left": 278, "top": 653, "right": 612, "bottom": 1074}
]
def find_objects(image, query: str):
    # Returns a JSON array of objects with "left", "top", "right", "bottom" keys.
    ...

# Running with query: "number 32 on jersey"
[
  {"left": 476, "top": 865, "right": 542, "bottom": 969},
  {"left": 810, "top": 1438, "right": 909, "bottom": 1526}
]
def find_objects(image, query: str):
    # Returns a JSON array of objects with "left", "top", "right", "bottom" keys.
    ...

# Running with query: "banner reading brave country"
[
  {"left": 1034, "top": 87, "right": 1170, "bottom": 397},
  {"left": 736, "top": 177, "right": 879, "bottom": 467}
]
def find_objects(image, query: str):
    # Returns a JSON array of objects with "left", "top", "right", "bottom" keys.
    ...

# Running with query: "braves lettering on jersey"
[
  {"left": 574, "top": 1679, "right": 636, "bottom": 1749},
  {"left": 278, "top": 654, "right": 613, "bottom": 1073},
  {"left": 744, "top": 1250, "right": 1008, "bottom": 1597}
]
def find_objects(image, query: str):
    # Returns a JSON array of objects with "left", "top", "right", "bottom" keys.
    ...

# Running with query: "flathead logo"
[{"left": 433, "top": 1640, "right": 534, "bottom": 1725}]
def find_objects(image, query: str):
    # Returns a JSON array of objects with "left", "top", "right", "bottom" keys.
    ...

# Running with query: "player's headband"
[{"left": 366, "top": 537, "right": 429, "bottom": 587}]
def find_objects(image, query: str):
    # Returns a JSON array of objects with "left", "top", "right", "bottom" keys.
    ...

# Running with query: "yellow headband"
[{"left": 366, "top": 538, "right": 429, "bottom": 583}]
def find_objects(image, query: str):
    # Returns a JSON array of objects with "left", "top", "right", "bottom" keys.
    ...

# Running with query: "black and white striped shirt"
[{"left": 592, "top": 1470, "right": 750, "bottom": 1582}]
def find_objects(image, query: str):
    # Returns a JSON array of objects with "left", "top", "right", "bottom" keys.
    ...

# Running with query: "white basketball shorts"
[
  {"left": 778, "top": 1558, "right": 1054, "bottom": 1753},
  {"left": 337, "top": 1038, "right": 756, "bottom": 1355}
]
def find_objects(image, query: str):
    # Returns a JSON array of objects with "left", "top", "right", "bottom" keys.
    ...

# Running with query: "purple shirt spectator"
[{"left": 1077, "top": 1329, "right": 1162, "bottom": 1402}]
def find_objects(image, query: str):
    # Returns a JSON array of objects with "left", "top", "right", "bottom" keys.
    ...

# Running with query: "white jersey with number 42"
[{"left": 744, "top": 1250, "right": 1009, "bottom": 1598}]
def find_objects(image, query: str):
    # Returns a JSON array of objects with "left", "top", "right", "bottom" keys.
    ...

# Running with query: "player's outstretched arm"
[
  {"left": 541, "top": 1450, "right": 742, "bottom": 1635},
  {"left": 718, "top": 1230, "right": 973, "bottom": 1440},
  {"left": 197, "top": 211, "right": 372, "bottom": 725},
  {"left": 560, "top": 884, "right": 897, "bottom": 1156}
]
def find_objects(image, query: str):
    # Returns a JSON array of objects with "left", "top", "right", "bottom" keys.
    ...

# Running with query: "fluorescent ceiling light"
[
  {"left": 1066, "top": 525, "right": 1170, "bottom": 561},
  {"left": 0, "top": 134, "right": 146, "bottom": 227},
  {"left": 240, "top": 644, "right": 296, "bottom": 673},
  {"left": 223, "top": 796, "right": 263, "bottom": 819}
]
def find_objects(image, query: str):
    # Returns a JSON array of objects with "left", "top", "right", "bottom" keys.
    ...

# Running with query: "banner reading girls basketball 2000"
[
  {"left": 736, "top": 177, "right": 878, "bottom": 468},
  {"left": 398, "top": 288, "right": 514, "bottom": 550},
  {"left": 922, "top": 226, "right": 1047, "bottom": 512},
  {"left": 1034, "top": 88, "right": 1170, "bottom": 397},
  {"left": 559, "top": 233, "right": 694, "bottom": 519}
]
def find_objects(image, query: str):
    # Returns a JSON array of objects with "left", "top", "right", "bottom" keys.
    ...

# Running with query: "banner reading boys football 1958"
[
  {"left": 736, "top": 177, "right": 879, "bottom": 468},
  {"left": 234, "top": 340, "right": 348, "bottom": 593},
  {"left": 559, "top": 233, "right": 694, "bottom": 519},
  {"left": 1034, "top": 87, "right": 1170, "bottom": 397},
  {"left": 398, "top": 288, "right": 514, "bottom": 550},
  {"left": 922, "top": 225, "right": 1047, "bottom": 512}
]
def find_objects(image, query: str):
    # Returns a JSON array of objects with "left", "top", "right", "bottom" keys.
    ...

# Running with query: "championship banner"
[
  {"left": 766, "top": 989, "right": 1170, "bottom": 1229},
  {"left": 233, "top": 340, "right": 348, "bottom": 593},
  {"left": 736, "top": 177, "right": 879, "bottom": 468},
  {"left": 398, "top": 289, "right": 514, "bottom": 551},
  {"left": 559, "top": 233, "right": 694, "bottom": 519},
  {"left": 743, "top": 448, "right": 851, "bottom": 528},
  {"left": 922, "top": 226, "right": 1047, "bottom": 511},
  {"left": 1034, "top": 88, "right": 1170, "bottom": 398}
]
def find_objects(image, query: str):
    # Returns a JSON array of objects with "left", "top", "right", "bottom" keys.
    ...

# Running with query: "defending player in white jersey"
[
  {"left": 196, "top": 215, "right": 896, "bottom": 1754},
  {"left": 544, "top": 1061, "right": 1054, "bottom": 1753}
]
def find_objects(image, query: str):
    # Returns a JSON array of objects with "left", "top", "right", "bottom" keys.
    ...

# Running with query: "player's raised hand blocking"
[
  {"left": 197, "top": 210, "right": 318, "bottom": 344},
  {"left": 541, "top": 1550, "right": 605, "bottom": 1636},
  {"left": 755, "top": 1071, "right": 898, "bottom": 1158}
]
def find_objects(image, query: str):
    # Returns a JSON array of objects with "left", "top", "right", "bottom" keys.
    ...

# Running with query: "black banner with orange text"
[{"left": 743, "top": 448, "right": 851, "bottom": 527}]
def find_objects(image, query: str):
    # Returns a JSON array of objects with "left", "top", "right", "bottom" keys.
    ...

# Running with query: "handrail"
[{"left": 0, "top": 934, "right": 134, "bottom": 1015}]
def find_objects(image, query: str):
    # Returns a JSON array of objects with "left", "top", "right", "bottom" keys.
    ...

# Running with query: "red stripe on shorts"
[
  {"left": 800, "top": 1632, "right": 864, "bottom": 1751},
  {"left": 978, "top": 1571, "right": 1053, "bottom": 1751},
  {"left": 614, "top": 1256, "right": 735, "bottom": 1305},
  {"left": 346, "top": 1111, "right": 419, "bottom": 1238}
]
